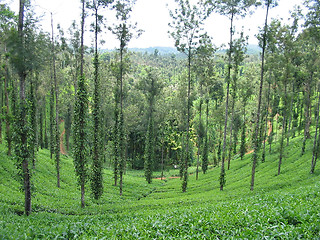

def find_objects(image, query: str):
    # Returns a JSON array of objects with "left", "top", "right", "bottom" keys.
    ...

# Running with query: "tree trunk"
[
  {"left": 79, "top": 0, "right": 86, "bottom": 208},
  {"left": 311, "top": 86, "right": 320, "bottom": 174},
  {"left": 240, "top": 105, "right": 246, "bottom": 160},
  {"left": 278, "top": 83, "right": 287, "bottom": 175},
  {"left": 227, "top": 94, "right": 235, "bottom": 170},
  {"left": 44, "top": 105, "right": 48, "bottom": 149},
  {"left": 302, "top": 79, "right": 312, "bottom": 155},
  {"left": 49, "top": 85, "right": 54, "bottom": 159},
  {"left": 262, "top": 82, "right": 271, "bottom": 163},
  {"left": 18, "top": 0, "right": 32, "bottom": 217},
  {"left": 298, "top": 95, "right": 303, "bottom": 133},
  {"left": 202, "top": 99, "right": 209, "bottom": 173},
  {"left": 160, "top": 145, "right": 165, "bottom": 181},
  {"left": 51, "top": 13, "right": 60, "bottom": 188},
  {"left": 81, "top": 183, "right": 85, "bottom": 208},
  {"left": 287, "top": 82, "right": 295, "bottom": 146},
  {"left": 196, "top": 98, "right": 203, "bottom": 180},
  {"left": 251, "top": 0, "right": 270, "bottom": 191},
  {"left": 182, "top": 46, "right": 192, "bottom": 192},
  {"left": 4, "top": 46, "right": 12, "bottom": 155},
  {"left": 220, "top": 11, "right": 234, "bottom": 191},
  {"left": 119, "top": 43, "right": 125, "bottom": 196}
]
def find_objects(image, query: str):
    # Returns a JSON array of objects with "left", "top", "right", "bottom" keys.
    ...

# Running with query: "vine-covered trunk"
[
  {"left": 311, "top": 86, "right": 320, "bottom": 174},
  {"left": 202, "top": 99, "right": 209, "bottom": 173},
  {"left": 119, "top": 45, "right": 125, "bottom": 196},
  {"left": 4, "top": 46, "right": 12, "bottom": 156},
  {"left": 39, "top": 102, "right": 44, "bottom": 149},
  {"left": 81, "top": 183, "right": 85, "bottom": 208},
  {"left": 51, "top": 13, "right": 60, "bottom": 188},
  {"left": 287, "top": 82, "right": 295, "bottom": 146},
  {"left": 251, "top": 0, "right": 270, "bottom": 191},
  {"left": 240, "top": 106, "right": 246, "bottom": 160},
  {"left": 302, "top": 80, "right": 312, "bottom": 155},
  {"left": 91, "top": 4, "right": 103, "bottom": 200},
  {"left": 278, "top": 83, "right": 287, "bottom": 175},
  {"left": 220, "top": 11, "right": 234, "bottom": 191},
  {"left": 227, "top": 95, "right": 235, "bottom": 170},
  {"left": 18, "top": 0, "right": 31, "bottom": 216},
  {"left": 196, "top": 98, "right": 202, "bottom": 180},
  {"left": 182, "top": 47, "right": 192, "bottom": 192},
  {"left": 262, "top": 82, "right": 271, "bottom": 163},
  {"left": 160, "top": 143, "right": 165, "bottom": 180},
  {"left": 49, "top": 84, "right": 54, "bottom": 159}
]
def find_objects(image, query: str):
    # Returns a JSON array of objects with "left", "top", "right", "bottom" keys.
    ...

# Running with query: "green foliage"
[
  {"left": 240, "top": 120, "right": 246, "bottom": 160},
  {"left": 27, "top": 80, "right": 37, "bottom": 168},
  {"left": 1, "top": 129, "right": 320, "bottom": 238},
  {"left": 202, "top": 135, "right": 208, "bottom": 173},
  {"left": 90, "top": 53, "right": 104, "bottom": 199},
  {"left": 144, "top": 119, "right": 154, "bottom": 184},
  {"left": 72, "top": 74, "right": 89, "bottom": 199},
  {"left": 49, "top": 83, "right": 55, "bottom": 159},
  {"left": 13, "top": 101, "right": 31, "bottom": 185}
]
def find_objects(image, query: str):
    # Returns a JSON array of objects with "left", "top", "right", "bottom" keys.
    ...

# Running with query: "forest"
[{"left": 0, "top": 0, "right": 320, "bottom": 238}]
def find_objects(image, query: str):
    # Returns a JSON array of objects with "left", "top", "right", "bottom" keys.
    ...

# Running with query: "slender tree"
[
  {"left": 227, "top": 32, "right": 247, "bottom": 170},
  {"left": 16, "top": 0, "right": 30, "bottom": 215},
  {"left": 139, "top": 67, "right": 162, "bottom": 183},
  {"left": 109, "top": 0, "right": 142, "bottom": 195},
  {"left": 305, "top": 0, "right": 320, "bottom": 173},
  {"left": 9, "top": 0, "right": 46, "bottom": 216},
  {"left": 250, "top": 0, "right": 276, "bottom": 191},
  {"left": 0, "top": 5, "right": 15, "bottom": 156},
  {"left": 208, "top": 0, "right": 256, "bottom": 191},
  {"left": 169, "top": 0, "right": 209, "bottom": 192},
  {"left": 49, "top": 78, "right": 55, "bottom": 159},
  {"left": 89, "top": 0, "right": 114, "bottom": 200},
  {"left": 73, "top": 0, "right": 89, "bottom": 208},
  {"left": 193, "top": 35, "right": 215, "bottom": 178},
  {"left": 28, "top": 76, "right": 37, "bottom": 168},
  {"left": 50, "top": 13, "right": 61, "bottom": 188}
]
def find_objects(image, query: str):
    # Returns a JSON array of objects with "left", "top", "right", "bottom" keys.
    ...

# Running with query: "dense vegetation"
[
  {"left": 0, "top": 131, "right": 319, "bottom": 238},
  {"left": 1, "top": 0, "right": 320, "bottom": 238}
]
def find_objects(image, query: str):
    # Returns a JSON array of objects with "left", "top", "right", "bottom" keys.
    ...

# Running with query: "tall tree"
[
  {"left": 305, "top": 0, "right": 320, "bottom": 173},
  {"left": 49, "top": 80, "right": 55, "bottom": 159},
  {"left": 138, "top": 67, "right": 162, "bottom": 183},
  {"left": 276, "top": 16, "right": 299, "bottom": 175},
  {"left": 208, "top": 0, "right": 256, "bottom": 191},
  {"left": 239, "top": 64, "right": 255, "bottom": 160},
  {"left": 109, "top": 0, "right": 142, "bottom": 195},
  {"left": 193, "top": 36, "right": 216, "bottom": 176},
  {"left": 89, "top": 0, "right": 114, "bottom": 200},
  {"left": 227, "top": 32, "right": 247, "bottom": 170},
  {"left": 9, "top": 0, "right": 47, "bottom": 216},
  {"left": 169, "top": 0, "right": 209, "bottom": 192},
  {"left": 50, "top": 13, "right": 61, "bottom": 188},
  {"left": 0, "top": 4, "right": 15, "bottom": 156},
  {"left": 73, "top": 0, "right": 89, "bottom": 208},
  {"left": 250, "top": 0, "right": 276, "bottom": 191},
  {"left": 14, "top": 0, "right": 30, "bottom": 215}
]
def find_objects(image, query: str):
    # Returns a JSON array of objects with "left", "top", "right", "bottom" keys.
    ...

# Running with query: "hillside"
[
  {"left": 101, "top": 44, "right": 261, "bottom": 56},
  {"left": 0, "top": 132, "right": 319, "bottom": 239}
]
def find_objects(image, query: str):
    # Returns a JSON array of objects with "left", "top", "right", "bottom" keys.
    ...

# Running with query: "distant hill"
[
  {"left": 130, "top": 44, "right": 261, "bottom": 55},
  {"left": 129, "top": 47, "right": 179, "bottom": 55},
  {"left": 102, "top": 44, "right": 261, "bottom": 56},
  {"left": 217, "top": 44, "right": 261, "bottom": 55}
]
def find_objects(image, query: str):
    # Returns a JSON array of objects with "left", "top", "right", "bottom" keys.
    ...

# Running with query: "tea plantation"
[{"left": 0, "top": 135, "right": 319, "bottom": 239}]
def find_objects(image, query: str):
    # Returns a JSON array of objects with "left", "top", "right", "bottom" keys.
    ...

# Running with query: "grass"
[{"left": 0, "top": 133, "right": 319, "bottom": 239}]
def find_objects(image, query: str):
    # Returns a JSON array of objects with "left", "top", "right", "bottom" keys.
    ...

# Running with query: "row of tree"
[{"left": 1, "top": 0, "right": 320, "bottom": 216}]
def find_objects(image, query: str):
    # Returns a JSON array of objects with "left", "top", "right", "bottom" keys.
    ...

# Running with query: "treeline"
[{"left": 1, "top": 0, "right": 320, "bottom": 216}]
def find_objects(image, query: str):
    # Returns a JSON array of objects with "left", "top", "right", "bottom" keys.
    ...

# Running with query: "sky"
[{"left": 6, "top": 0, "right": 305, "bottom": 49}]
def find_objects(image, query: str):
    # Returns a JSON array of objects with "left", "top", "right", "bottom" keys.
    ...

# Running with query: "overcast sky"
[{"left": 6, "top": 0, "right": 305, "bottom": 49}]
